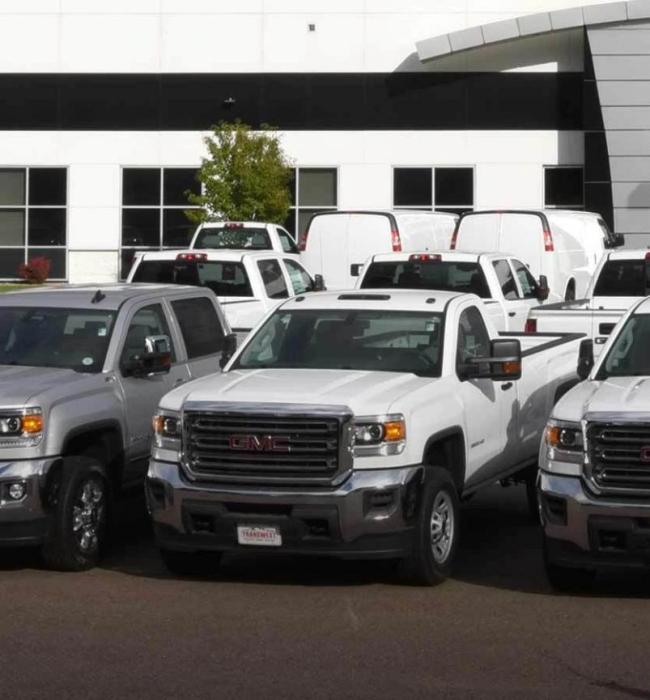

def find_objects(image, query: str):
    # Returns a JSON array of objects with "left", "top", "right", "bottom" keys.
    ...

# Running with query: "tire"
[
  {"left": 41, "top": 457, "right": 110, "bottom": 571},
  {"left": 543, "top": 533, "right": 595, "bottom": 592},
  {"left": 564, "top": 281, "right": 576, "bottom": 302},
  {"left": 398, "top": 467, "right": 460, "bottom": 586},
  {"left": 160, "top": 548, "right": 222, "bottom": 577}
]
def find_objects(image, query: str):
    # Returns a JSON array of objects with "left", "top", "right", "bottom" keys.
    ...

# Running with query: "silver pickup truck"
[{"left": 0, "top": 284, "right": 236, "bottom": 570}]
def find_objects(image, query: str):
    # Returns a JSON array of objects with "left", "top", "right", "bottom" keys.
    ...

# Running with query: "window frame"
[
  {"left": 0, "top": 166, "right": 68, "bottom": 281},
  {"left": 257, "top": 258, "right": 290, "bottom": 300},
  {"left": 285, "top": 167, "right": 338, "bottom": 238},
  {"left": 170, "top": 295, "right": 225, "bottom": 360},
  {"left": 118, "top": 302, "right": 177, "bottom": 372},
  {"left": 456, "top": 305, "right": 491, "bottom": 378},
  {"left": 392, "top": 165, "right": 475, "bottom": 214},
  {"left": 492, "top": 259, "right": 520, "bottom": 301},
  {"left": 283, "top": 257, "right": 314, "bottom": 295},
  {"left": 120, "top": 166, "right": 201, "bottom": 280}
]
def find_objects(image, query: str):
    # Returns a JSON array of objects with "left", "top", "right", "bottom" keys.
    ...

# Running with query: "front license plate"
[{"left": 237, "top": 525, "right": 282, "bottom": 547}]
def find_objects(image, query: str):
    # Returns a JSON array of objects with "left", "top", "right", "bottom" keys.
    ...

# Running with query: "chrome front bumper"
[
  {"left": 0, "top": 458, "right": 57, "bottom": 546},
  {"left": 147, "top": 460, "right": 423, "bottom": 558},
  {"left": 539, "top": 471, "right": 650, "bottom": 569}
]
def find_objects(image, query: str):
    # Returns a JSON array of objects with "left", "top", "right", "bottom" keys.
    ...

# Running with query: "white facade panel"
[
  {"left": 338, "top": 165, "right": 392, "bottom": 209},
  {"left": 60, "top": 14, "right": 162, "bottom": 73},
  {"left": 68, "top": 251, "right": 119, "bottom": 284},
  {"left": 0, "top": 15, "right": 59, "bottom": 72},
  {"left": 67, "top": 207, "right": 121, "bottom": 251},
  {"left": 474, "top": 163, "right": 542, "bottom": 209},
  {"left": 68, "top": 165, "right": 121, "bottom": 209}
]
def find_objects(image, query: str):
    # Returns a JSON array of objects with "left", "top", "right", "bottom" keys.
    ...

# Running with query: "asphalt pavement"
[{"left": 2, "top": 484, "right": 650, "bottom": 699}]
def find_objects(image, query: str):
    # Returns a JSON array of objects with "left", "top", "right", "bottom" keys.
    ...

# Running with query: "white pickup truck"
[
  {"left": 539, "top": 297, "right": 650, "bottom": 589},
  {"left": 127, "top": 250, "right": 324, "bottom": 339},
  {"left": 356, "top": 251, "right": 549, "bottom": 332},
  {"left": 190, "top": 221, "right": 300, "bottom": 256},
  {"left": 147, "top": 289, "right": 583, "bottom": 585},
  {"left": 526, "top": 249, "right": 650, "bottom": 356}
]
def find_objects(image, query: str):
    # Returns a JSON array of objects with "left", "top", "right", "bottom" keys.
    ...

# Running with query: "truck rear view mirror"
[
  {"left": 460, "top": 338, "right": 521, "bottom": 381},
  {"left": 577, "top": 339, "right": 594, "bottom": 381},
  {"left": 537, "top": 275, "right": 550, "bottom": 302},
  {"left": 219, "top": 332, "right": 238, "bottom": 369}
]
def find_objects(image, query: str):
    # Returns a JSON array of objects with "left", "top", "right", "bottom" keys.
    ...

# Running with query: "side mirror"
[
  {"left": 615, "top": 232, "right": 625, "bottom": 247},
  {"left": 220, "top": 332, "right": 237, "bottom": 369},
  {"left": 577, "top": 339, "right": 594, "bottom": 381},
  {"left": 145, "top": 334, "right": 171, "bottom": 355},
  {"left": 350, "top": 264, "right": 363, "bottom": 277},
  {"left": 122, "top": 352, "right": 171, "bottom": 378},
  {"left": 537, "top": 275, "right": 550, "bottom": 302},
  {"left": 460, "top": 339, "right": 522, "bottom": 381},
  {"left": 312, "top": 274, "right": 326, "bottom": 292}
]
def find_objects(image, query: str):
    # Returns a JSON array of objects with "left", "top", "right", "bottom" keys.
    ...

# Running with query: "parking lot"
[{"left": 2, "top": 484, "right": 650, "bottom": 700}]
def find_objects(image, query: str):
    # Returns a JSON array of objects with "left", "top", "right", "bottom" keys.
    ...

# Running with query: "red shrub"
[{"left": 18, "top": 256, "right": 51, "bottom": 284}]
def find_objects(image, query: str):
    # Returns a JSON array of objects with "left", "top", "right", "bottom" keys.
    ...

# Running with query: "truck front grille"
[
  {"left": 182, "top": 407, "right": 352, "bottom": 485},
  {"left": 588, "top": 422, "right": 650, "bottom": 494}
]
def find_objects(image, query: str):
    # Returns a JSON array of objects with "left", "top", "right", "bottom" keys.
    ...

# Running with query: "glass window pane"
[
  {"left": 171, "top": 297, "right": 224, "bottom": 359},
  {"left": 0, "top": 209, "right": 25, "bottom": 245},
  {"left": 0, "top": 169, "right": 25, "bottom": 205},
  {"left": 163, "top": 168, "right": 200, "bottom": 206},
  {"left": 29, "top": 168, "right": 66, "bottom": 205},
  {"left": 28, "top": 208, "right": 66, "bottom": 246},
  {"left": 299, "top": 169, "right": 336, "bottom": 206},
  {"left": 257, "top": 259, "right": 289, "bottom": 299},
  {"left": 0, "top": 249, "right": 25, "bottom": 277},
  {"left": 288, "top": 169, "right": 296, "bottom": 206},
  {"left": 27, "top": 248, "right": 66, "bottom": 279},
  {"left": 394, "top": 168, "right": 432, "bottom": 207},
  {"left": 435, "top": 168, "right": 473, "bottom": 206},
  {"left": 163, "top": 208, "right": 196, "bottom": 247},
  {"left": 122, "top": 208, "right": 160, "bottom": 247},
  {"left": 545, "top": 167, "right": 583, "bottom": 207},
  {"left": 123, "top": 168, "right": 160, "bottom": 206},
  {"left": 282, "top": 209, "right": 296, "bottom": 237},
  {"left": 121, "top": 304, "right": 175, "bottom": 365},
  {"left": 298, "top": 208, "right": 324, "bottom": 235},
  {"left": 493, "top": 259, "right": 519, "bottom": 300}
]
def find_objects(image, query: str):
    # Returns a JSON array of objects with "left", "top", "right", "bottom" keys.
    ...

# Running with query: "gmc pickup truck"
[
  {"left": 526, "top": 249, "right": 650, "bottom": 357},
  {"left": 356, "top": 251, "right": 549, "bottom": 332},
  {"left": 540, "top": 297, "right": 650, "bottom": 589},
  {"left": 0, "top": 284, "right": 236, "bottom": 570},
  {"left": 147, "top": 289, "right": 583, "bottom": 585}
]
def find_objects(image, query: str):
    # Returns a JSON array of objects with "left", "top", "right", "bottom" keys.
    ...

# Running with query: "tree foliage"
[{"left": 187, "top": 121, "right": 293, "bottom": 224}]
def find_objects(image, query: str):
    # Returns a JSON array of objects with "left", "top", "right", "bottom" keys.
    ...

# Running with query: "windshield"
[
  {"left": 593, "top": 260, "right": 650, "bottom": 297},
  {"left": 234, "top": 309, "right": 444, "bottom": 376},
  {"left": 0, "top": 307, "right": 116, "bottom": 373},
  {"left": 599, "top": 314, "right": 650, "bottom": 378},
  {"left": 132, "top": 259, "right": 253, "bottom": 297},
  {"left": 360, "top": 260, "right": 491, "bottom": 298},
  {"left": 194, "top": 227, "right": 271, "bottom": 250}
]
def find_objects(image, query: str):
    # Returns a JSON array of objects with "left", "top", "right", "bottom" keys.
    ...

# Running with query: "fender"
[{"left": 421, "top": 426, "right": 466, "bottom": 492}]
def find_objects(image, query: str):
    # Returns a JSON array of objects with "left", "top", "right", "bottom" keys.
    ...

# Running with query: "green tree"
[{"left": 187, "top": 121, "right": 293, "bottom": 224}]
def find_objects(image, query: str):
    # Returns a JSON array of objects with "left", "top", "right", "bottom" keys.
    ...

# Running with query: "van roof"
[
  {"left": 309, "top": 209, "right": 458, "bottom": 220},
  {"left": 459, "top": 209, "right": 603, "bottom": 221},
  {"left": 280, "top": 288, "right": 470, "bottom": 313}
]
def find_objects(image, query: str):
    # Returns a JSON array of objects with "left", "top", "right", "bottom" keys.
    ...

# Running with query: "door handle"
[
  {"left": 508, "top": 312, "right": 516, "bottom": 317},
  {"left": 174, "top": 378, "right": 186, "bottom": 386},
  {"left": 501, "top": 382, "right": 513, "bottom": 391},
  {"left": 595, "top": 336, "right": 607, "bottom": 345}
]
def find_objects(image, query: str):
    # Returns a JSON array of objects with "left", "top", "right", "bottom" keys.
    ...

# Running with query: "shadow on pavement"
[{"left": 3, "top": 483, "right": 650, "bottom": 596}]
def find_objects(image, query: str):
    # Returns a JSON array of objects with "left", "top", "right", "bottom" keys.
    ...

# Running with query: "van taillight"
[
  {"left": 525, "top": 319, "right": 537, "bottom": 333},
  {"left": 298, "top": 229, "right": 309, "bottom": 252},
  {"left": 543, "top": 226, "right": 554, "bottom": 252},
  {"left": 391, "top": 229, "right": 402, "bottom": 252},
  {"left": 450, "top": 226, "right": 459, "bottom": 250}
]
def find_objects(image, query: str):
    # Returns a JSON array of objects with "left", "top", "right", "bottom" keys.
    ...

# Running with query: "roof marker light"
[
  {"left": 176, "top": 253, "right": 208, "bottom": 263},
  {"left": 409, "top": 254, "right": 442, "bottom": 263}
]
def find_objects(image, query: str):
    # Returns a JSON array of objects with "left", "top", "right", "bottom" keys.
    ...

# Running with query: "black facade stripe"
[{"left": 0, "top": 72, "right": 583, "bottom": 131}]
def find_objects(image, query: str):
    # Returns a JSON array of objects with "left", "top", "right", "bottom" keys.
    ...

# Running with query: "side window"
[
  {"left": 511, "top": 259, "right": 538, "bottom": 299},
  {"left": 278, "top": 228, "right": 298, "bottom": 254},
  {"left": 121, "top": 304, "right": 175, "bottom": 366},
  {"left": 456, "top": 306, "right": 491, "bottom": 372},
  {"left": 170, "top": 297, "right": 225, "bottom": 359},
  {"left": 284, "top": 259, "right": 314, "bottom": 295},
  {"left": 258, "top": 259, "right": 289, "bottom": 299},
  {"left": 493, "top": 259, "right": 519, "bottom": 300}
]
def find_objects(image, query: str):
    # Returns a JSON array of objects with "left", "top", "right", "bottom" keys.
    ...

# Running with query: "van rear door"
[
  {"left": 455, "top": 213, "right": 499, "bottom": 250},
  {"left": 499, "top": 213, "right": 543, "bottom": 279},
  {"left": 347, "top": 213, "right": 393, "bottom": 286},
  {"left": 302, "top": 213, "right": 348, "bottom": 286}
]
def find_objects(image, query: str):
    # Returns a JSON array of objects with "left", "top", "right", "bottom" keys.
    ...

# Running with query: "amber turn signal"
[
  {"left": 384, "top": 420, "right": 406, "bottom": 442},
  {"left": 22, "top": 414, "right": 44, "bottom": 434}
]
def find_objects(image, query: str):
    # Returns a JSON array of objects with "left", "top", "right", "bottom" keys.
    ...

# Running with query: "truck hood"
[
  {"left": 0, "top": 365, "right": 92, "bottom": 407},
  {"left": 554, "top": 376, "right": 650, "bottom": 422},
  {"left": 161, "top": 368, "right": 429, "bottom": 416}
]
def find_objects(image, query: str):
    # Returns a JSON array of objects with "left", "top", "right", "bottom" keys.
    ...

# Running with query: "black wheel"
[
  {"left": 565, "top": 281, "right": 576, "bottom": 301},
  {"left": 398, "top": 467, "right": 460, "bottom": 586},
  {"left": 160, "top": 548, "right": 222, "bottom": 577},
  {"left": 41, "top": 457, "right": 110, "bottom": 571},
  {"left": 543, "top": 534, "right": 595, "bottom": 592}
]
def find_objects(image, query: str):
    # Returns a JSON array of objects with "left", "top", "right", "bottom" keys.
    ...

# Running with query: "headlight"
[
  {"left": 353, "top": 415, "right": 406, "bottom": 456},
  {"left": 152, "top": 411, "right": 181, "bottom": 450},
  {"left": 0, "top": 407, "right": 44, "bottom": 447},
  {"left": 544, "top": 419, "right": 583, "bottom": 465}
]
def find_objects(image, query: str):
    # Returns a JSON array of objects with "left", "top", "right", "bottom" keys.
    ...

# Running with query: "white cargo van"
[
  {"left": 451, "top": 210, "right": 622, "bottom": 302},
  {"left": 300, "top": 210, "right": 458, "bottom": 289}
]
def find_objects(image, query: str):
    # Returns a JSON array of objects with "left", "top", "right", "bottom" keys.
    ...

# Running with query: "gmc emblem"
[
  {"left": 641, "top": 446, "right": 650, "bottom": 464},
  {"left": 228, "top": 434, "right": 291, "bottom": 453}
]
